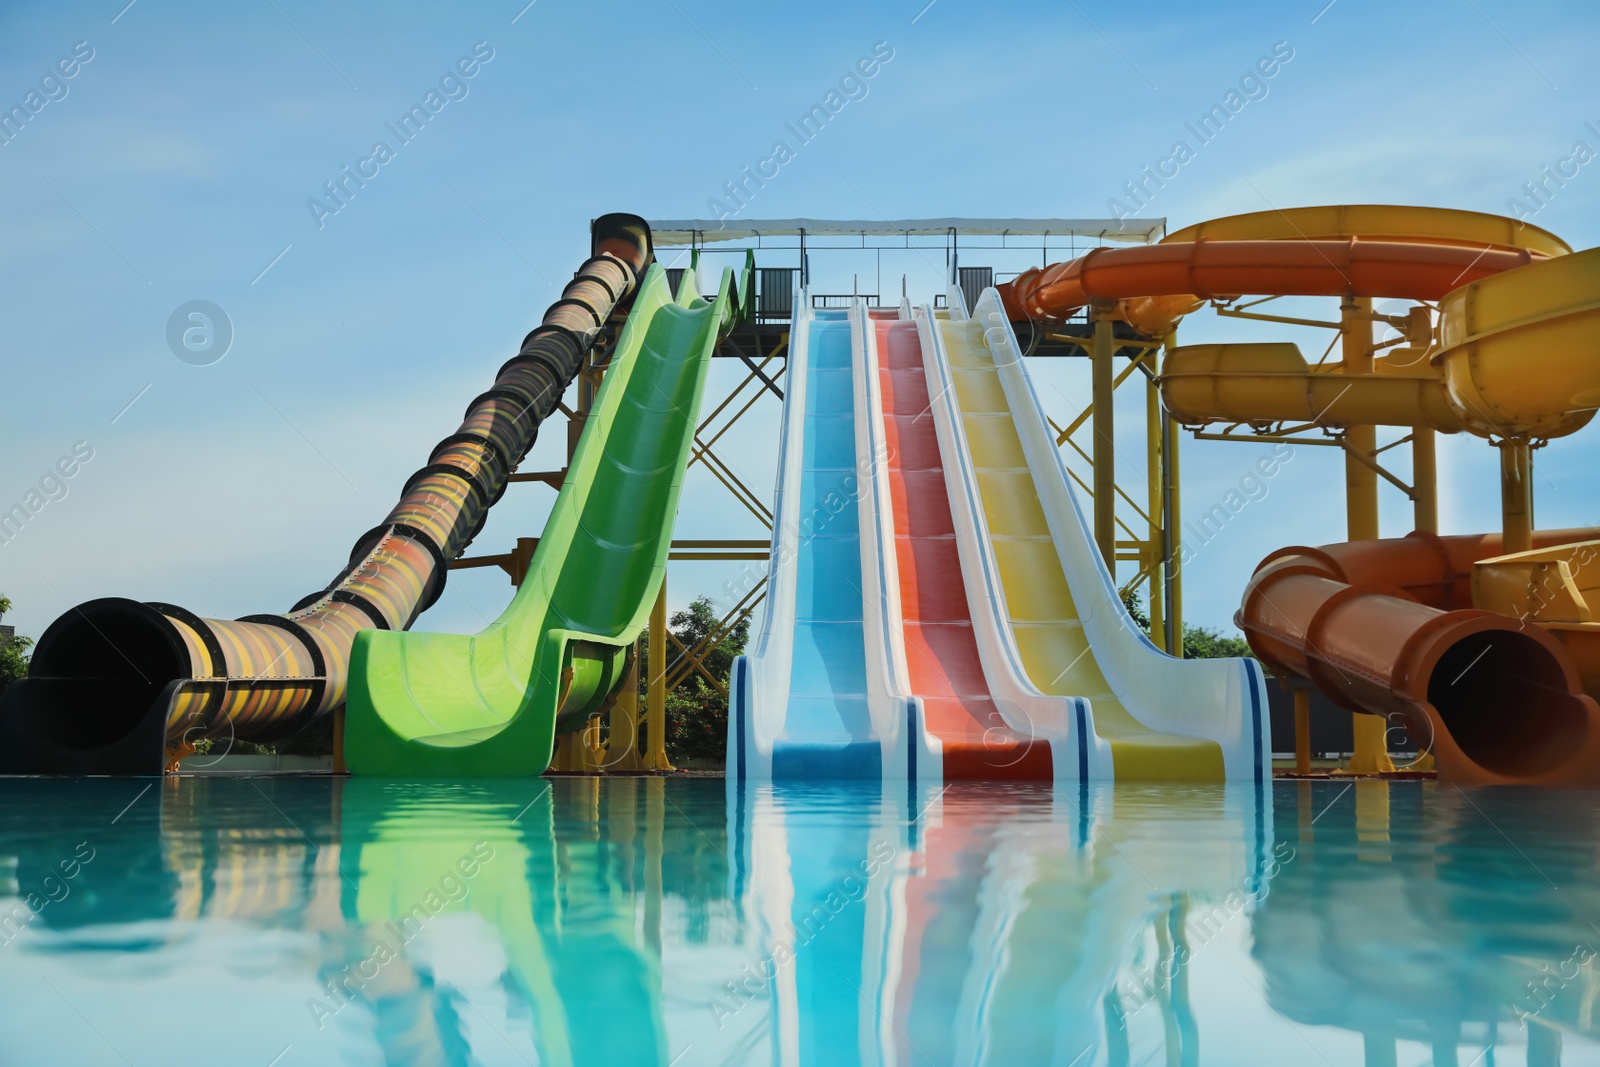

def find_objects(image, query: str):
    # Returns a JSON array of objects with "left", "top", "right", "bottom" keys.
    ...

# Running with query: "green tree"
[
  {"left": 1121, "top": 589, "right": 1253, "bottom": 660},
  {"left": 0, "top": 597, "right": 33, "bottom": 694},
  {"left": 1180, "top": 624, "right": 1253, "bottom": 660},
  {"left": 643, "top": 596, "right": 750, "bottom": 763}
]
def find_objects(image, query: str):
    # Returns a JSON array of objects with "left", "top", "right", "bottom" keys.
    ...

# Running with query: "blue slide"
[{"left": 730, "top": 300, "right": 884, "bottom": 779}]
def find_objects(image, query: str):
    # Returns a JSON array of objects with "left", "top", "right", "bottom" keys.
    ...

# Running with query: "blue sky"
[{"left": 2, "top": 0, "right": 1598, "bottom": 644}]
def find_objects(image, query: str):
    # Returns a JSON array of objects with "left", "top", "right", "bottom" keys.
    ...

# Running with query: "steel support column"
[
  {"left": 1091, "top": 304, "right": 1117, "bottom": 568},
  {"left": 1161, "top": 332, "right": 1182, "bottom": 656},
  {"left": 1341, "top": 296, "right": 1394, "bottom": 774},
  {"left": 1499, "top": 438, "right": 1535, "bottom": 554},
  {"left": 603, "top": 646, "right": 643, "bottom": 771},
  {"left": 644, "top": 584, "right": 672, "bottom": 771},
  {"left": 1412, "top": 428, "right": 1438, "bottom": 534},
  {"left": 1145, "top": 348, "right": 1165, "bottom": 650}
]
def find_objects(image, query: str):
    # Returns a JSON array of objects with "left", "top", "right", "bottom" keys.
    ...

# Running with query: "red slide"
[{"left": 874, "top": 314, "right": 1052, "bottom": 779}]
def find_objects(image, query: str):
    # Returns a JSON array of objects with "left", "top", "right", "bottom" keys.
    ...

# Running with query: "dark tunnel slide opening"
[
  {"left": 1428, "top": 629, "right": 1589, "bottom": 777},
  {"left": 19, "top": 599, "right": 189, "bottom": 750}
]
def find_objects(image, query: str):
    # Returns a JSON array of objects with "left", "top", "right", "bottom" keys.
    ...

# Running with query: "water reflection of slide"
[
  {"left": 0, "top": 777, "right": 721, "bottom": 1067},
  {"left": 1253, "top": 782, "right": 1600, "bottom": 1066},
  {"left": 334, "top": 778, "right": 689, "bottom": 1065},
  {"left": 9, "top": 778, "right": 1600, "bottom": 1063},
  {"left": 726, "top": 781, "right": 1272, "bottom": 1065}
]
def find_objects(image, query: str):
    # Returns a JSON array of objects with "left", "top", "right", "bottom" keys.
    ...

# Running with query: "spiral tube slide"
[
  {"left": 1158, "top": 232, "right": 1600, "bottom": 444},
  {"left": 0, "top": 214, "right": 653, "bottom": 775},
  {"left": 1159, "top": 342, "right": 1469, "bottom": 432},
  {"left": 1001, "top": 237, "right": 1540, "bottom": 328},
  {"left": 997, "top": 204, "right": 1568, "bottom": 337},
  {"left": 345, "top": 266, "right": 732, "bottom": 776},
  {"left": 1436, "top": 245, "right": 1600, "bottom": 439},
  {"left": 1237, "top": 529, "right": 1600, "bottom": 784}
]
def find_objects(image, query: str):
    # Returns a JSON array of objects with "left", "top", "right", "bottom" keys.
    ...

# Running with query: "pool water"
[{"left": 1, "top": 777, "right": 1597, "bottom": 1066}]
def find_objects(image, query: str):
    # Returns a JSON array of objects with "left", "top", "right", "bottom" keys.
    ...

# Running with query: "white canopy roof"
[{"left": 646, "top": 217, "right": 1165, "bottom": 247}]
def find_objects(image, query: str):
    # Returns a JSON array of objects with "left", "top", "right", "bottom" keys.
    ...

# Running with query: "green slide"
[{"left": 346, "top": 265, "right": 731, "bottom": 775}]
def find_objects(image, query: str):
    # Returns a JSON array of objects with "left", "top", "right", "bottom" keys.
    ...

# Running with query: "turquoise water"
[{"left": 1, "top": 778, "right": 1597, "bottom": 1065}]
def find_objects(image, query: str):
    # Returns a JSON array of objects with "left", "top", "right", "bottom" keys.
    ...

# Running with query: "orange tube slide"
[
  {"left": 999, "top": 239, "right": 1539, "bottom": 326},
  {"left": 1238, "top": 529, "right": 1600, "bottom": 784}
]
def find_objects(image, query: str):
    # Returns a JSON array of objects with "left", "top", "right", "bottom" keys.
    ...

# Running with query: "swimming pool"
[{"left": 0, "top": 777, "right": 1595, "bottom": 1065}]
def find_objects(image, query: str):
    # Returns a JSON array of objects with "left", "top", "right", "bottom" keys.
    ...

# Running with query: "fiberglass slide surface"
[{"left": 774, "top": 311, "right": 881, "bottom": 778}]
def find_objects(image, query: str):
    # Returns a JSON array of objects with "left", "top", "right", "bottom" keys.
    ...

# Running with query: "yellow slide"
[{"left": 922, "top": 290, "right": 1265, "bottom": 781}]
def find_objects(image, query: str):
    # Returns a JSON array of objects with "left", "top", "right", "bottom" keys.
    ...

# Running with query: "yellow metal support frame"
[
  {"left": 1041, "top": 325, "right": 1183, "bottom": 656},
  {"left": 1194, "top": 294, "right": 1449, "bottom": 773},
  {"left": 1339, "top": 297, "right": 1395, "bottom": 774},
  {"left": 449, "top": 318, "right": 790, "bottom": 774},
  {"left": 644, "top": 586, "right": 671, "bottom": 771},
  {"left": 1091, "top": 305, "right": 1117, "bottom": 568}
]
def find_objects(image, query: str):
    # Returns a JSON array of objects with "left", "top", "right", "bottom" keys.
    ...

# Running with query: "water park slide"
[
  {"left": 854, "top": 300, "right": 1056, "bottom": 780},
  {"left": 0, "top": 215, "right": 653, "bottom": 776},
  {"left": 729, "top": 297, "right": 889, "bottom": 780},
  {"left": 1004, "top": 204, "right": 1587, "bottom": 445},
  {"left": 1158, "top": 218, "right": 1596, "bottom": 444},
  {"left": 1436, "top": 242, "right": 1600, "bottom": 438},
  {"left": 1238, "top": 529, "right": 1600, "bottom": 785},
  {"left": 996, "top": 205, "right": 1600, "bottom": 784},
  {"left": 345, "top": 265, "right": 731, "bottom": 775},
  {"left": 924, "top": 287, "right": 1268, "bottom": 782},
  {"left": 1160, "top": 341, "right": 1468, "bottom": 433},
  {"left": 1475, "top": 537, "right": 1600, "bottom": 696},
  {"left": 734, "top": 283, "right": 1262, "bottom": 784},
  {"left": 1155, "top": 219, "right": 1600, "bottom": 783},
  {"left": 1000, "top": 204, "right": 1565, "bottom": 337}
]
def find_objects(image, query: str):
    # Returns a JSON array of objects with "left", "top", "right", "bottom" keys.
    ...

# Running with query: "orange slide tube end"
[
  {"left": 998, "top": 239, "right": 1538, "bottom": 327},
  {"left": 1238, "top": 536, "right": 1600, "bottom": 785}
]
